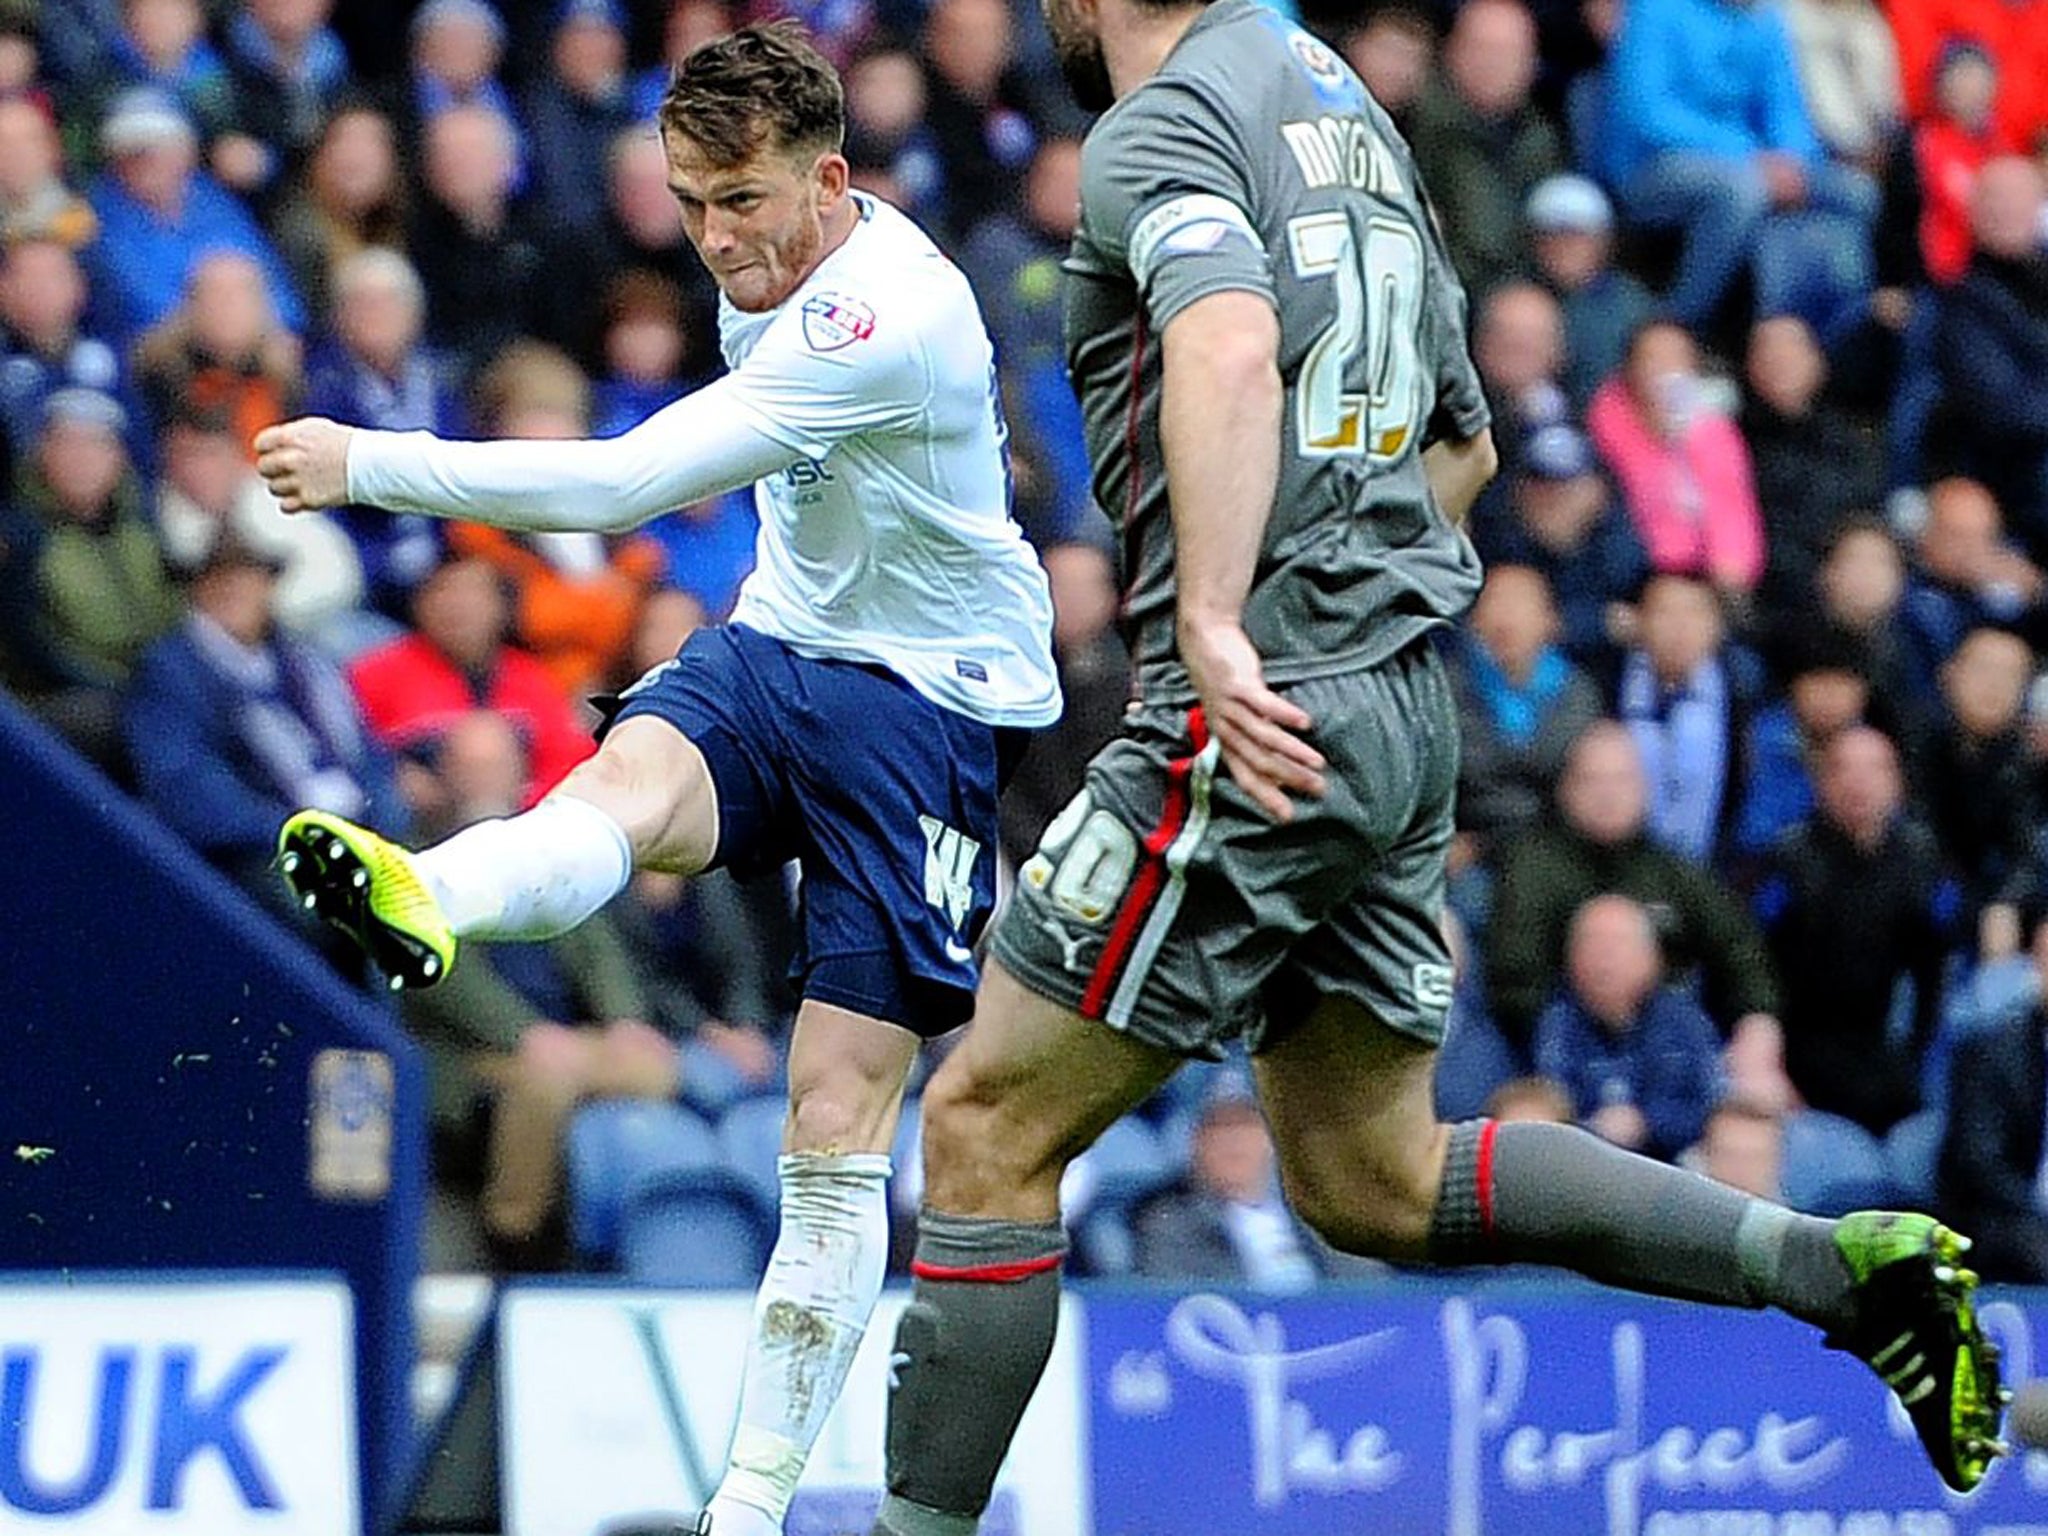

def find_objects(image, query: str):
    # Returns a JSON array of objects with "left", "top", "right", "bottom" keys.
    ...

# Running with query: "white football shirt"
[
  {"left": 717, "top": 195, "right": 1059, "bottom": 727},
  {"left": 347, "top": 193, "right": 1059, "bottom": 729}
]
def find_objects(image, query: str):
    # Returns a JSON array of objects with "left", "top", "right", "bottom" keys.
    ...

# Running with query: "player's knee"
[
  {"left": 785, "top": 1081, "right": 891, "bottom": 1155},
  {"left": 557, "top": 741, "right": 641, "bottom": 807}
]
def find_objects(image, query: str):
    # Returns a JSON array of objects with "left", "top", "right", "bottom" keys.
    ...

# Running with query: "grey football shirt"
[{"left": 1064, "top": 0, "right": 1489, "bottom": 698}]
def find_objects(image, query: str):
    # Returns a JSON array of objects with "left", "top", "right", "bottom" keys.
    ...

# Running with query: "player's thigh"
[
  {"left": 785, "top": 657, "right": 1010, "bottom": 1035},
  {"left": 554, "top": 716, "right": 719, "bottom": 875},
  {"left": 920, "top": 960, "right": 1180, "bottom": 1224},
  {"left": 593, "top": 625, "right": 801, "bottom": 877},
  {"left": 782, "top": 999, "right": 921, "bottom": 1156},
  {"left": 1252, "top": 678, "right": 1461, "bottom": 1261}
]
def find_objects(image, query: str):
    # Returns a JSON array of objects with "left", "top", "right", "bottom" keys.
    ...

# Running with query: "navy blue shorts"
[{"left": 604, "top": 624, "right": 1028, "bottom": 1035}]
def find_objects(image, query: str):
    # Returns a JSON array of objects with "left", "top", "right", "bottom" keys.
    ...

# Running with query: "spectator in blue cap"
[
  {"left": 526, "top": 0, "right": 637, "bottom": 232},
  {"left": 1525, "top": 172, "right": 1655, "bottom": 411},
  {"left": 83, "top": 86, "right": 304, "bottom": 344},
  {"left": 1474, "top": 419, "right": 1651, "bottom": 675}
]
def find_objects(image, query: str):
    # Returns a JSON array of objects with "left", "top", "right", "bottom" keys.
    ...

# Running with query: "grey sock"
[
  {"left": 1732, "top": 1200, "right": 1857, "bottom": 1330},
  {"left": 871, "top": 1210, "right": 1066, "bottom": 1536},
  {"left": 1429, "top": 1120, "right": 1851, "bottom": 1324}
]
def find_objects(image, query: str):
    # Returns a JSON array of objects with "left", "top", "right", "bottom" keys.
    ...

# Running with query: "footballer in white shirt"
[{"left": 254, "top": 24, "right": 1056, "bottom": 1536}]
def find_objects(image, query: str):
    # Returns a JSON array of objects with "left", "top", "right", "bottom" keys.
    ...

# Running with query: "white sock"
[
  {"left": 413, "top": 794, "right": 633, "bottom": 940},
  {"left": 706, "top": 1152, "right": 892, "bottom": 1536}
]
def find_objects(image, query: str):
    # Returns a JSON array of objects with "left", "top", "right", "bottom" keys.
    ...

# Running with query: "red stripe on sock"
[
  {"left": 911, "top": 1253, "right": 1064, "bottom": 1284},
  {"left": 1475, "top": 1118, "right": 1499, "bottom": 1240},
  {"left": 1077, "top": 709, "right": 1209, "bottom": 1020}
]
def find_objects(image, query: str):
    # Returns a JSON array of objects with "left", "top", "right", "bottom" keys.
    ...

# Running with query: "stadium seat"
[
  {"left": 717, "top": 1096, "right": 790, "bottom": 1210},
  {"left": 617, "top": 1167, "right": 777, "bottom": 1287},
  {"left": 566, "top": 1100, "right": 723, "bottom": 1261},
  {"left": 1884, "top": 1108, "right": 1945, "bottom": 1208},
  {"left": 1782, "top": 1109, "right": 1900, "bottom": 1216}
]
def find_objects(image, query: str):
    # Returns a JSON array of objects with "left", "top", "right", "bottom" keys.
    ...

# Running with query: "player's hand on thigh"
[
  {"left": 252, "top": 416, "right": 354, "bottom": 512},
  {"left": 1179, "top": 618, "right": 1327, "bottom": 822}
]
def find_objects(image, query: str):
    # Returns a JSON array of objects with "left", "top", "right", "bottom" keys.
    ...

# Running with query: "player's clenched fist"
[{"left": 253, "top": 416, "right": 354, "bottom": 513}]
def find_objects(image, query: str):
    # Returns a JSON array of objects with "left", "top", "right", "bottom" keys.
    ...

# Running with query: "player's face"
[
  {"left": 1041, "top": 0, "right": 1113, "bottom": 112},
  {"left": 664, "top": 128, "right": 847, "bottom": 313}
]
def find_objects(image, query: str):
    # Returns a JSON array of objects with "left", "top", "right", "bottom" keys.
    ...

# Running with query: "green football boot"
[
  {"left": 1827, "top": 1212, "right": 2010, "bottom": 1492},
  {"left": 276, "top": 810, "right": 456, "bottom": 991}
]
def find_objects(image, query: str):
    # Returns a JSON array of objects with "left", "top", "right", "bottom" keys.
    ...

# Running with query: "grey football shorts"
[{"left": 990, "top": 638, "right": 1460, "bottom": 1057}]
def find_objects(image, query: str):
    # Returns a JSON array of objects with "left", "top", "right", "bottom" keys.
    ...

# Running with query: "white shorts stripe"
[{"left": 1105, "top": 739, "right": 1222, "bottom": 1030}]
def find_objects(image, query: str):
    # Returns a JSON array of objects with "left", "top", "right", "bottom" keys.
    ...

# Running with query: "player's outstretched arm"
[
  {"left": 1160, "top": 288, "right": 1327, "bottom": 824},
  {"left": 252, "top": 376, "right": 799, "bottom": 531}
]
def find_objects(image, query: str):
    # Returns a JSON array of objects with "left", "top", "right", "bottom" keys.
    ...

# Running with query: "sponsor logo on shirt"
[
  {"left": 1273, "top": 16, "right": 1365, "bottom": 108},
  {"left": 801, "top": 292, "right": 876, "bottom": 351},
  {"left": 1290, "top": 30, "right": 1344, "bottom": 88}
]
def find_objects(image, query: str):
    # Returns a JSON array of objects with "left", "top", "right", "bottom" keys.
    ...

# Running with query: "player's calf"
[
  {"left": 876, "top": 1209, "right": 1068, "bottom": 1536},
  {"left": 1276, "top": 1118, "right": 1450, "bottom": 1263},
  {"left": 708, "top": 1148, "right": 894, "bottom": 1536}
]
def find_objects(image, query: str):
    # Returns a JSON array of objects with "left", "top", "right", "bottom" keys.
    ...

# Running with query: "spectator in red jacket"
[
  {"left": 1886, "top": 0, "right": 2048, "bottom": 154},
  {"left": 347, "top": 554, "right": 594, "bottom": 819},
  {"left": 1914, "top": 41, "right": 2009, "bottom": 286}
]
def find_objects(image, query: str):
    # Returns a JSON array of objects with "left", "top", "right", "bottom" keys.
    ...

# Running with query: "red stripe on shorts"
[
  {"left": 1078, "top": 708, "right": 1209, "bottom": 1020},
  {"left": 911, "top": 1253, "right": 1064, "bottom": 1284},
  {"left": 1476, "top": 1118, "right": 1499, "bottom": 1240}
]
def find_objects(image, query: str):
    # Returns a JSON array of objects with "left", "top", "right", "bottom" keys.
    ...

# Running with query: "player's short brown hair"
[{"left": 658, "top": 21, "right": 845, "bottom": 168}]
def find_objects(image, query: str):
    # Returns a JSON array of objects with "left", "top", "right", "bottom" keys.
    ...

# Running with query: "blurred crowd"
[{"left": 5, "top": 0, "right": 2048, "bottom": 1287}]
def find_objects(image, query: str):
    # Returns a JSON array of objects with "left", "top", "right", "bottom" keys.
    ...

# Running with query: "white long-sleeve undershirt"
[{"left": 344, "top": 375, "right": 796, "bottom": 534}]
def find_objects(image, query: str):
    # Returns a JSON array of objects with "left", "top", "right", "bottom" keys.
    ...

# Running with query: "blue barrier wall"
[
  {"left": 1084, "top": 1279, "right": 2048, "bottom": 1536},
  {"left": 493, "top": 1278, "right": 2048, "bottom": 1536},
  {"left": 0, "top": 692, "right": 427, "bottom": 1535}
]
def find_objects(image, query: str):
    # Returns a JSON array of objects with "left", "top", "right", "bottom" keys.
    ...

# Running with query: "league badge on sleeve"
[{"left": 801, "top": 292, "right": 876, "bottom": 351}]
